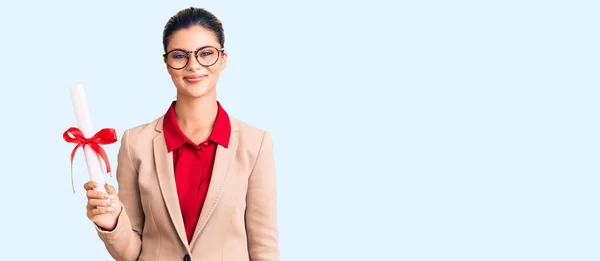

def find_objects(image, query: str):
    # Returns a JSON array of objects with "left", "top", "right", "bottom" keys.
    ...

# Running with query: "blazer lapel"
[
  {"left": 153, "top": 117, "right": 189, "bottom": 250},
  {"left": 190, "top": 119, "right": 239, "bottom": 249}
]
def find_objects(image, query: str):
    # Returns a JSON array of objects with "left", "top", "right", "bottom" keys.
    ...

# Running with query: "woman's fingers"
[
  {"left": 87, "top": 198, "right": 112, "bottom": 209},
  {"left": 86, "top": 189, "right": 113, "bottom": 200},
  {"left": 85, "top": 182, "right": 117, "bottom": 216},
  {"left": 83, "top": 181, "right": 97, "bottom": 191},
  {"left": 92, "top": 205, "right": 115, "bottom": 214},
  {"left": 105, "top": 183, "right": 118, "bottom": 196}
]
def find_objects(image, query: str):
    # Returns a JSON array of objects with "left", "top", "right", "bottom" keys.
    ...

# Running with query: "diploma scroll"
[{"left": 65, "top": 84, "right": 117, "bottom": 194}]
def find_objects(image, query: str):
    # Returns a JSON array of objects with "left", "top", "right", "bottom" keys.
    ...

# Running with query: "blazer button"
[{"left": 183, "top": 254, "right": 191, "bottom": 261}]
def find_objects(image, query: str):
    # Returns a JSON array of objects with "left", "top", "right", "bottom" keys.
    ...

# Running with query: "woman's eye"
[
  {"left": 200, "top": 51, "right": 214, "bottom": 57},
  {"left": 172, "top": 53, "right": 186, "bottom": 59}
]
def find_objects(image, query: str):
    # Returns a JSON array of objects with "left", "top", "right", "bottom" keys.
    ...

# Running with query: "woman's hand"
[{"left": 84, "top": 181, "right": 122, "bottom": 231}]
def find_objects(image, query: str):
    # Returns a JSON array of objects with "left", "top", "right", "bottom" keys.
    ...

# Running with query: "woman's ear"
[{"left": 220, "top": 50, "right": 228, "bottom": 70}]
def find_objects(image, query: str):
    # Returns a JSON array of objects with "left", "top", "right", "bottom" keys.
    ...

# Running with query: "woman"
[{"left": 83, "top": 7, "right": 279, "bottom": 261}]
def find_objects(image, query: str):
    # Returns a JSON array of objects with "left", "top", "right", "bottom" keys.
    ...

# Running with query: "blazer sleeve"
[
  {"left": 95, "top": 128, "right": 144, "bottom": 261},
  {"left": 245, "top": 131, "right": 280, "bottom": 261}
]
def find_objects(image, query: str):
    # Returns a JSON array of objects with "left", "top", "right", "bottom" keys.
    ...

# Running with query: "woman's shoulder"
[
  {"left": 230, "top": 116, "right": 272, "bottom": 141},
  {"left": 229, "top": 116, "right": 274, "bottom": 157},
  {"left": 120, "top": 115, "right": 164, "bottom": 143}
]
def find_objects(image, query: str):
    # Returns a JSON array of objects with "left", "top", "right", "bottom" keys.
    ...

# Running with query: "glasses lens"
[
  {"left": 196, "top": 47, "right": 219, "bottom": 66},
  {"left": 166, "top": 50, "right": 188, "bottom": 69}
]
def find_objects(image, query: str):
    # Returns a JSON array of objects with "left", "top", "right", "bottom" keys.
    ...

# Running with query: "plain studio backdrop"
[{"left": 0, "top": 0, "right": 598, "bottom": 260}]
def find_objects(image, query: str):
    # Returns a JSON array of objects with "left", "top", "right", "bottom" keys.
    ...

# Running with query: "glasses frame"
[{"left": 163, "top": 45, "right": 225, "bottom": 70}]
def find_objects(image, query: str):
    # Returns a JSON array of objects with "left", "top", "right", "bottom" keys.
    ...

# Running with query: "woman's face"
[{"left": 164, "top": 25, "right": 227, "bottom": 99}]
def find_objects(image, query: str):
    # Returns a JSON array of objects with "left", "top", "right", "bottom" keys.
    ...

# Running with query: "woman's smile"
[{"left": 184, "top": 74, "right": 207, "bottom": 84}]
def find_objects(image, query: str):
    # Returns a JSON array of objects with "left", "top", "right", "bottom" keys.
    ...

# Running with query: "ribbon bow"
[{"left": 63, "top": 127, "right": 117, "bottom": 193}]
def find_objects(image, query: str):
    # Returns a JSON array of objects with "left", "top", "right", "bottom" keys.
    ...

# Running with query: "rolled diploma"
[{"left": 70, "top": 84, "right": 107, "bottom": 194}]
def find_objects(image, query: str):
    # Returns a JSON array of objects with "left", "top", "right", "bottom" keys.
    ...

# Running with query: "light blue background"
[{"left": 0, "top": 0, "right": 598, "bottom": 260}]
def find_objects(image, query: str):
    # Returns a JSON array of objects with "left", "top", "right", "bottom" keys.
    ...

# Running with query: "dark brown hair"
[{"left": 162, "top": 7, "right": 225, "bottom": 52}]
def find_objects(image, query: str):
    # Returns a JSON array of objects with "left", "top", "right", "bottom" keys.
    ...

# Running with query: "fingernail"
[
  {"left": 107, "top": 207, "right": 114, "bottom": 211},
  {"left": 107, "top": 195, "right": 115, "bottom": 199}
]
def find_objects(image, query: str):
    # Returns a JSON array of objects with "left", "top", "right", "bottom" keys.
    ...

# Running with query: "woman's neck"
[{"left": 174, "top": 93, "right": 218, "bottom": 135}]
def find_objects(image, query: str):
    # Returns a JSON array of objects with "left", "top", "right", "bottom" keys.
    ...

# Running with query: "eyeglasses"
[{"left": 163, "top": 46, "right": 224, "bottom": 70}]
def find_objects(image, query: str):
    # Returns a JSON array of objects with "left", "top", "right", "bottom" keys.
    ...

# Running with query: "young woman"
[{"left": 83, "top": 7, "right": 279, "bottom": 261}]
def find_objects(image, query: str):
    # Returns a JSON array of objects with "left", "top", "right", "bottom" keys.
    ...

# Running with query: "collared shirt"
[{"left": 162, "top": 100, "right": 231, "bottom": 244}]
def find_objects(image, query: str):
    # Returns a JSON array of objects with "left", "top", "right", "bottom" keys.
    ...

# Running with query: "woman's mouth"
[{"left": 184, "top": 75, "right": 206, "bottom": 84}]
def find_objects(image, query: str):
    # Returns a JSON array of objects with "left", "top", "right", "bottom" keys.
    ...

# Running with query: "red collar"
[{"left": 163, "top": 100, "right": 231, "bottom": 152}]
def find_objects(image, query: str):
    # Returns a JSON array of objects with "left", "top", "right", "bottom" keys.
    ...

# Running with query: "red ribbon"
[{"left": 63, "top": 127, "right": 117, "bottom": 193}]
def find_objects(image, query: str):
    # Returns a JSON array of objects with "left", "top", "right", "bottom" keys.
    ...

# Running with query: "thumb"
[{"left": 105, "top": 183, "right": 117, "bottom": 196}]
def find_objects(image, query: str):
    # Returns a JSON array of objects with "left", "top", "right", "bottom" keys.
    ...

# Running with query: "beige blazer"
[{"left": 94, "top": 114, "right": 279, "bottom": 261}]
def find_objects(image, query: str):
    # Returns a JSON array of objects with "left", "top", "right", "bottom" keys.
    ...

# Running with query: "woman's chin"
[{"left": 179, "top": 85, "right": 214, "bottom": 98}]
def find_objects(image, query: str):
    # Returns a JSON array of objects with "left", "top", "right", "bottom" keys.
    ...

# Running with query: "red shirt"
[{"left": 162, "top": 100, "right": 231, "bottom": 244}]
